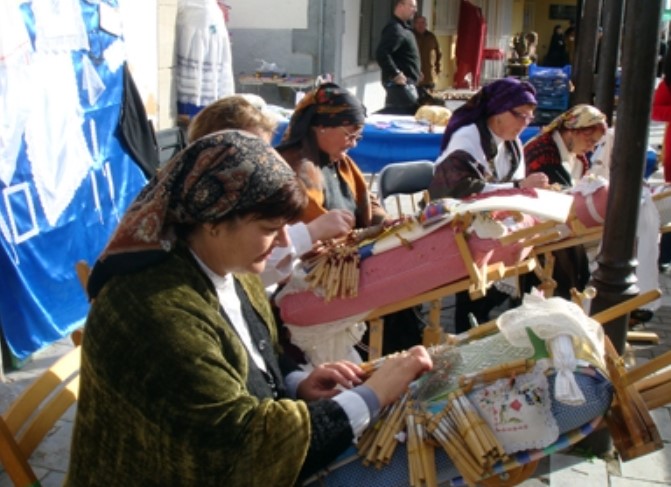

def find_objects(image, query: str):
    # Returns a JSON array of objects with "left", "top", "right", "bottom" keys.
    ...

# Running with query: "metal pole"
[
  {"left": 572, "top": 0, "right": 603, "bottom": 105},
  {"left": 582, "top": 0, "right": 662, "bottom": 458},
  {"left": 594, "top": 0, "right": 625, "bottom": 125},
  {"left": 589, "top": 0, "right": 662, "bottom": 353}
]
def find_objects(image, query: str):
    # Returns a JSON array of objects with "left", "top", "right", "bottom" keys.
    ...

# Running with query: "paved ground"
[{"left": 1, "top": 122, "right": 670, "bottom": 486}]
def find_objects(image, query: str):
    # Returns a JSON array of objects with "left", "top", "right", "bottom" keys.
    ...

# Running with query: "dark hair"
[
  {"left": 232, "top": 178, "right": 307, "bottom": 224},
  {"left": 174, "top": 178, "right": 307, "bottom": 240}
]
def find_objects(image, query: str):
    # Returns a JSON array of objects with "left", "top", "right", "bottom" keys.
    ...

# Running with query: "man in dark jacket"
[{"left": 375, "top": 0, "right": 422, "bottom": 114}]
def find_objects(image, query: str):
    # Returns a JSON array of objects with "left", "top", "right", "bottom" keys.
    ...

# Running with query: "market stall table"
[{"left": 272, "top": 114, "right": 540, "bottom": 174}]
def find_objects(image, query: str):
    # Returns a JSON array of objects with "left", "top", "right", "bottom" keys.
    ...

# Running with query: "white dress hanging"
[
  {"left": 32, "top": 0, "right": 90, "bottom": 53},
  {"left": 24, "top": 52, "right": 95, "bottom": 227},
  {"left": 0, "top": 0, "right": 35, "bottom": 186},
  {"left": 175, "top": 0, "right": 234, "bottom": 108}
]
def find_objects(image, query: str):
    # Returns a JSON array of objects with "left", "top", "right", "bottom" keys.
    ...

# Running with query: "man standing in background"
[
  {"left": 413, "top": 15, "right": 442, "bottom": 91},
  {"left": 375, "top": 0, "right": 422, "bottom": 114}
]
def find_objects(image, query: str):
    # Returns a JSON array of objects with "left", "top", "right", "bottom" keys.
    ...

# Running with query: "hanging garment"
[
  {"left": 0, "top": 0, "right": 34, "bottom": 185},
  {"left": 454, "top": 0, "right": 486, "bottom": 89},
  {"left": 175, "top": 0, "right": 234, "bottom": 115},
  {"left": 24, "top": 52, "right": 95, "bottom": 226},
  {"left": 118, "top": 63, "right": 160, "bottom": 178},
  {"left": 32, "top": 0, "right": 89, "bottom": 53}
]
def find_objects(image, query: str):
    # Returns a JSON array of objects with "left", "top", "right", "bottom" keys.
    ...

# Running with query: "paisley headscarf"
[
  {"left": 540, "top": 103, "right": 608, "bottom": 135},
  {"left": 278, "top": 82, "right": 366, "bottom": 148},
  {"left": 87, "top": 130, "right": 298, "bottom": 298},
  {"left": 440, "top": 77, "right": 537, "bottom": 151}
]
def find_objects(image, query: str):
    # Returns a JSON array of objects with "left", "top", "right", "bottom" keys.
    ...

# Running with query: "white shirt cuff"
[
  {"left": 287, "top": 222, "right": 313, "bottom": 256},
  {"left": 333, "top": 386, "right": 380, "bottom": 438}
]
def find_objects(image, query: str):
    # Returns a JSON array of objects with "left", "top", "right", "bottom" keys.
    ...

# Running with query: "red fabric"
[
  {"left": 454, "top": 0, "right": 486, "bottom": 89},
  {"left": 652, "top": 81, "right": 671, "bottom": 182}
]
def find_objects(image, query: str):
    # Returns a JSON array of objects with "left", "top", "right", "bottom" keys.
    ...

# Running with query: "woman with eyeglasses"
[
  {"left": 276, "top": 83, "right": 424, "bottom": 359},
  {"left": 66, "top": 130, "right": 433, "bottom": 486},
  {"left": 428, "top": 77, "right": 548, "bottom": 201},
  {"left": 523, "top": 104, "right": 612, "bottom": 303},
  {"left": 276, "top": 83, "right": 386, "bottom": 228},
  {"left": 428, "top": 77, "right": 549, "bottom": 334},
  {"left": 185, "top": 95, "right": 355, "bottom": 288},
  {"left": 524, "top": 104, "right": 608, "bottom": 188}
]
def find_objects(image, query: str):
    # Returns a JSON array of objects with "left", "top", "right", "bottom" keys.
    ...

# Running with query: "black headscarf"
[{"left": 277, "top": 83, "right": 366, "bottom": 149}]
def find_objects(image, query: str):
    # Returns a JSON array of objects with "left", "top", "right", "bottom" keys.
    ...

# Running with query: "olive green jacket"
[{"left": 65, "top": 247, "right": 311, "bottom": 486}]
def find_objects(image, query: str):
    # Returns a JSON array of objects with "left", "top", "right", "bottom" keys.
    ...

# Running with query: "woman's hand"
[
  {"left": 306, "top": 209, "right": 355, "bottom": 243},
  {"left": 520, "top": 172, "right": 550, "bottom": 189},
  {"left": 296, "top": 360, "right": 366, "bottom": 401},
  {"left": 364, "top": 346, "right": 433, "bottom": 407}
]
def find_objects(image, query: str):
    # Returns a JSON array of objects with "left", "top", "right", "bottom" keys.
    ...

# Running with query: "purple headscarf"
[{"left": 440, "top": 77, "right": 537, "bottom": 151}]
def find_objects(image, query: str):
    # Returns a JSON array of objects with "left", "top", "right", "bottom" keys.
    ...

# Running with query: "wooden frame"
[{"left": 0, "top": 344, "right": 81, "bottom": 486}]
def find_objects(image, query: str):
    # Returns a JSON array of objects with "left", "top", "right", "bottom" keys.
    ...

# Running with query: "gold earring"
[{"left": 210, "top": 227, "right": 219, "bottom": 237}]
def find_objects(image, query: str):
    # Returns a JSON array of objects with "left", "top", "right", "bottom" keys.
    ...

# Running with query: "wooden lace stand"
[
  {"left": 459, "top": 289, "right": 670, "bottom": 464},
  {"left": 532, "top": 208, "right": 663, "bottom": 345},
  {"left": 362, "top": 219, "right": 562, "bottom": 360},
  {"left": 358, "top": 289, "right": 671, "bottom": 486}
]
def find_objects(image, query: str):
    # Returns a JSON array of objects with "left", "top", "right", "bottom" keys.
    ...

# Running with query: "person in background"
[
  {"left": 428, "top": 77, "right": 548, "bottom": 334},
  {"left": 652, "top": 46, "right": 671, "bottom": 271},
  {"left": 375, "top": 0, "right": 422, "bottom": 115},
  {"left": 276, "top": 83, "right": 385, "bottom": 229},
  {"left": 186, "top": 95, "right": 355, "bottom": 287},
  {"left": 653, "top": 48, "right": 671, "bottom": 186},
  {"left": 429, "top": 77, "right": 547, "bottom": 200},
  {"left": 524, "top": 104, "right": 608, "bottom": 300},
  {"left": 276, "top": 82, "right": 424, "bottom": 357},
  {"left": 413, "top": 15, "right": 442, "bottom": 91},
  {"left": 525, "top": 104, "right": 607, "bottom": 188},
  {"left": 544, "top": 24, "right": 570, "bottom": 68},
  {"left": 175, "top": 0, "right": 234, "bottom": 121},
  {"left": 66, "top": 130, "right": 433, "bottom": 486}
]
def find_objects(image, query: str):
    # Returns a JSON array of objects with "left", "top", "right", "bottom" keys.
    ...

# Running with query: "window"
[
  {"left": 358, "top": 0, "right": 393, "bottom": 66},
  {"left": 549, "top": 4, "right": 577, "bottom": 21},
  {"left": 358, "top": 0, "right": 424, "bottom": 66}
]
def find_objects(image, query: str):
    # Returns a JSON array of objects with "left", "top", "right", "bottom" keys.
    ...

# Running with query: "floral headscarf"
[
  {"left": 540, "top": 104, "right": 608, "bottom": 135},
  {"left": 87, "top": 130, "right": 297, "bottom": 298},
  {"left": 278, "top": 82, "right": 366, "bottom": 148}
]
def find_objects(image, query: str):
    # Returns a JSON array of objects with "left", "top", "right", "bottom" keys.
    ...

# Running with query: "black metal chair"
[
  {"left": 155, "top": 127, "right": 186, "bottom": 169},
  {"left": 377, "top": 160, "right": 435, "bottom": 217}
]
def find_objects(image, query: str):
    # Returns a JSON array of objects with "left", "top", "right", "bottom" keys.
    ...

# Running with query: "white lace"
[
  {"left": 496, "top": 293, "right": 606, "bottom": 405},
  {"left": 285, "top": 321, "right": 366, "bottom": 366}
]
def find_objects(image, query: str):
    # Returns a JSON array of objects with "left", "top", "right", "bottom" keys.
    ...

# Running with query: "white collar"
[{"left": 189, "top": 248, "right": 232, "bottom": 291}]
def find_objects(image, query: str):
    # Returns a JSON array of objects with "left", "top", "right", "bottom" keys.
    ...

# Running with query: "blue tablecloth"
[{"left": 272, "top": 116, "right": 541, "bottom": 174}]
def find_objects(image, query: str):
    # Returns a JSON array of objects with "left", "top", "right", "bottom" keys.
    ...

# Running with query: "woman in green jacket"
[{"left": 66, "top": 130, "right": 432, "bottom": 486}]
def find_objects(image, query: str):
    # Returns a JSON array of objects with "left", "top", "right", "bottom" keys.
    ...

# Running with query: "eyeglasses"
[
  {"left": 581, "top": 130, "right": 604, "bottom": 148},
  {"left": 340, "top": 126, "right": 364, "bottom": 142},
  {"left": 509, "top": 109, "right": 535, "bottom": 124}
]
